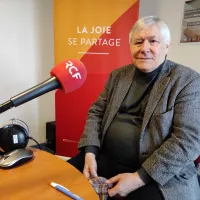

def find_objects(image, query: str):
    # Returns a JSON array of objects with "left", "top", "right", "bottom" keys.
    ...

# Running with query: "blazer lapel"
[{"left": 141, "top": 60, "right": 171, "bottom": 133}]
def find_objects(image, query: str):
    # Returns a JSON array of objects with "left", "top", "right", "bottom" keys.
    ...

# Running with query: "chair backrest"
[
  {"left": 195, "top": 156, "right": 200, "bottom": 185},
  {"left": 195, "top": 156, "right": 200, "bottom": 164}
]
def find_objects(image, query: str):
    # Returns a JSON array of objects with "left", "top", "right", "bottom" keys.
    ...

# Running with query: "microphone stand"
[{"left": 0, "top": 77, "right": 61, "bottom": 114}]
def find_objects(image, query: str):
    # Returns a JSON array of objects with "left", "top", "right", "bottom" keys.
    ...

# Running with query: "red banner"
[{"left": 54, "top": 0, "right": 139, "bottom": 157}]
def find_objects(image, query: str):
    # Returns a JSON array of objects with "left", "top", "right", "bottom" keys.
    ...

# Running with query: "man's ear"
[
  {"left": 166, "top": 40, "right": 171, "bottom": 49},
  {"left": 165, "top": 41, "right": 171, "bottom": 53}
]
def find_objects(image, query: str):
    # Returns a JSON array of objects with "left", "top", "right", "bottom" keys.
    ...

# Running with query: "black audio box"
[{"left": 46, "top": 121, "right": 56, "bottom": 154}]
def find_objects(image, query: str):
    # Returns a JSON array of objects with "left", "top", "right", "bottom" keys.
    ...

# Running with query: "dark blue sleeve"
[
  {"left": 137, "top": 167, "right": 153, "bottom": 184},
  {"left": 85, "top": 145, "right": 99, "bottom": 156}
]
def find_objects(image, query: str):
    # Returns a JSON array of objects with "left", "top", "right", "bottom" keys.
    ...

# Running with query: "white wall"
[
  {"left": 0, "top": 0, "right": 54, "bottom": 145},
  {"left": 139, "top": 0, "right": 200, "bottom": 72},
  {"left": 1, "top": 0, "right": 199, "bottom": 148}
]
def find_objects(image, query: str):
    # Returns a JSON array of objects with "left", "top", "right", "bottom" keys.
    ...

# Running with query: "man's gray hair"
[{"left": 129, "top": 16, "right": 171, "bottom": 45}]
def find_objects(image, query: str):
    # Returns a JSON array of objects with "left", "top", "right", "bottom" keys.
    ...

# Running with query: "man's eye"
[
  {"left": 135, "top": 41, "right": 142, "bottom": 44},
  {"left": 150, "top": 40, "right": 157, "bottom": 43}
]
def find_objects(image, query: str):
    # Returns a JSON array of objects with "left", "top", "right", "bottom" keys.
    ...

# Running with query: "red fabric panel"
[{"left": 55, "top": 2, "right": 139, "bottom": 157}]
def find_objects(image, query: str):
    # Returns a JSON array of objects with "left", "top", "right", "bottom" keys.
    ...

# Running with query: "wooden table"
[{"left": 0, "top": 148, "right": 98, "bottom": 199}]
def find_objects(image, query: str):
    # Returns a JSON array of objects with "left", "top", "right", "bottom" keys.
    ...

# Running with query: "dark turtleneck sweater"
[{"left": 86, "top": 61, "right": 164, "bottom": 183}]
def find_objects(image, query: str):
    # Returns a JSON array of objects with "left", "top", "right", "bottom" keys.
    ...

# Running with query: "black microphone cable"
[{"left": 28, "top": 136, "right": 42, "bottom": 150}]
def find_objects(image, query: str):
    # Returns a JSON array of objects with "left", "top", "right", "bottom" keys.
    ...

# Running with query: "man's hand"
[
  {"left": 106, "top": 172, "right": 145, "bottom": 197},
  {"left": 83, "top": 153, "right": 98, "bottom": 178}
]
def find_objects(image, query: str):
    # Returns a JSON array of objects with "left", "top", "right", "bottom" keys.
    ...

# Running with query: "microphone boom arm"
[{"left": 0, "top": 77, "right": 61, "bottom": 114}]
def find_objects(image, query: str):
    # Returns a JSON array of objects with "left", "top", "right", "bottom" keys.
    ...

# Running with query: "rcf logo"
[{"left": 65, "top": 61, "right": 82, "bottom": 79}]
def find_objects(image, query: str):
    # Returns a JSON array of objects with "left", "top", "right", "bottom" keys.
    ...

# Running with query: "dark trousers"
[{"left": 67, "top": 151, "right": 164, "bottom": 200}]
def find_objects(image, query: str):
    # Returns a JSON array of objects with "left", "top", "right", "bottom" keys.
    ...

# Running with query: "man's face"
[{"left": 130, "top": 25, "right": 170, "bottom": 72}]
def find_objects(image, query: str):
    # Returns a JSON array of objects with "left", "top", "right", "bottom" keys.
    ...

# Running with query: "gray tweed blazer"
[{"left": 78, "top": 60, "right": 200, "bottom": 200}]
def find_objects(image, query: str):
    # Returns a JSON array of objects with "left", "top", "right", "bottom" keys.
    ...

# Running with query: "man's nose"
[{"left": 140, "top": 40, "right": 150, "bottom": 52}]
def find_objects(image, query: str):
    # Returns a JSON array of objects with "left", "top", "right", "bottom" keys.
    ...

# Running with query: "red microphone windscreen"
[{"left": 50, "top": 59, "right": 87, "bottom": 93}]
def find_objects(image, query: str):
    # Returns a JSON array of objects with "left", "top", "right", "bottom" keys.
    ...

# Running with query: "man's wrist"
[
  {"left": 85, "top": 145, "right": 99, "bottom": 156},
  {"left": 134, "top": 172, "right": 145, "bottom": 187},
  {"left": 137, "top": 167, "right": 153, "bottom": 184}
]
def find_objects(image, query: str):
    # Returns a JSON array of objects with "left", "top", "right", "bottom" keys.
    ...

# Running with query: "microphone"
[{"left": 0, "top": 59, "right": 87, "bottom": 114}]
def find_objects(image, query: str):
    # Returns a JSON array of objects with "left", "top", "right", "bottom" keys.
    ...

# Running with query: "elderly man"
[{"left": 68, "top": 16, "right": 200, "bottom": 200}]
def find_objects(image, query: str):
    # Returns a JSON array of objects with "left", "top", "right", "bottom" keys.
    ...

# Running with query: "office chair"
[{"left": 195, "top": 156, "right": 200, "bottom": 185}]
